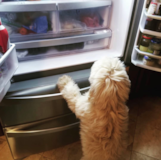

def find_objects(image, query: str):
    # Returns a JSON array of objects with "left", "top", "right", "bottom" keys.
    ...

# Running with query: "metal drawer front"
[
  {"left": 5, "top": 114, "right": 80, "bottom": 160},
  {"left": 0, "top": 86, "right": 89, "bottom": 127}
]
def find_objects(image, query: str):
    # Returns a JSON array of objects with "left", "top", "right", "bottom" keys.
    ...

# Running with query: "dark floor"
[{"left": 0, "top": 96, "right": 161, "bottom": 160}]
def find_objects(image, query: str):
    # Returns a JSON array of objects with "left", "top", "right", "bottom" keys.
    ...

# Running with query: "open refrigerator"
[{"left": 0, "top": 0, "right": 146, "bottom": 159}]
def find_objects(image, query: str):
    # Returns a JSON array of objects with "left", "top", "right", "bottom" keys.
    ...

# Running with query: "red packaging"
[{"left": 0, "top": 18, "right": 9, "bottom": 54}]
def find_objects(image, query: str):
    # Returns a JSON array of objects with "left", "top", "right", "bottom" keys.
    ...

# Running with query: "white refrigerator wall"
[{"left": 15, "top": 0, "right": 135, "bottom": 76}]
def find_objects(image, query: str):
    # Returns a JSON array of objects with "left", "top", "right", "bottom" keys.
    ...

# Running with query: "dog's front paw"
[{"left": 57, "top": 75, "right": 73, "bottom": 91}]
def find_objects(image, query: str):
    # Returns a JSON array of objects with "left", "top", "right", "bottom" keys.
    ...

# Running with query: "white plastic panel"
[
  {"left": 0, "top": 44, "right": 18, "bottom": 101},
  {"left": 14, "top": 0, "right": 135, "bottom": 75},
  {"left": 140, "top": 10, "right": 161, "bottom": 37},
  {"left": 144, "top": 9, "right": 161, "bottom": 20},
  {"left": 0, "top": 1, "right": 57, "bottom": 12},
  {"left": 16, "top": 38, "right": 109, "bottom": 61},
  {"left": 58, "top": 0, "right": 111, "bottom": 10}
]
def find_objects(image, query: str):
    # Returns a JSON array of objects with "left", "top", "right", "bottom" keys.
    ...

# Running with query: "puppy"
[{"left": 57, "top": 57, "right": 130, "bottom": 160}]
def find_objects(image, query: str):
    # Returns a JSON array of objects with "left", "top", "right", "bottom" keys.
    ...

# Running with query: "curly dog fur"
[{"left": 57, "top": 57, "right": 131, "bottom": 160}]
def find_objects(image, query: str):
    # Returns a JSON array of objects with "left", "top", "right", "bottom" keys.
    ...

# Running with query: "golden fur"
[{"left": 57, "top": 57, "right": 131, "bottom": 160}]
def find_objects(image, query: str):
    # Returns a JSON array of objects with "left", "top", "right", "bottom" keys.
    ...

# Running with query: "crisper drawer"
[
  {"left": 5, "top": 113, "right": 80, "bottom": 160},
  {"left": 0, "top": 1, "right": 57, "bottom": 42},
  {"left": 57, "top": 1, "right": 111, "bottom": 33},
  {"left": 15, "top": 30, "right": 110, "bottom": 61},
  {"left": 0, "top": 69, "right": 90, "bottom": 127},
  {"left": 0, "top": 44, "right": 18, "bottom": 102}
]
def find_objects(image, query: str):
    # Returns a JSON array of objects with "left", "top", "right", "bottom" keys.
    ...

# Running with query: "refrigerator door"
[
  {"left": 0, "top": 44, "right": 18, "bottom": 102},
  {"left": 5, "top": 113, "right": 80, "bottom": 160},
  {"left": 131, "top": 0, "right": 161, "bottom": 72}
]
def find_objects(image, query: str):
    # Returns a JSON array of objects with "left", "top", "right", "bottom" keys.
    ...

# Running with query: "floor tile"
[
  {"left": 127, "top": 118, "right": 136, "bottom": 151},
  {"left": 131, "top": 152, "right": 159, "bottom": 160},
  {"left": 40, "top": 156, "right": 52, "bottom": 160},
  {"left": 137, "top": 97, "right": 161, "bottom": 131},
  {"left": 0, "top": 136, "right": 6, "bottom": 141},
  {"left": 127, "top": 98, "right": 139, "bottom": 151},
  {"left": 0, "top": 143, "right": 14, "bottom": 160},
  {"left": 43, "top": 144, "right": 69, "bottom": 160},
  {"left": 68, "top": 141, "right": 83, "bottom": 160},
  {"left": 133, "top": 122, "right": 161, "bottom": 159},
  {"left": 23, "top": 154, "right": 42, "bottom": 160},
  {"left": 0, "top": 138, "right": 7, "bottom": 151},
  {"left": 127, "top": 98, "right": 140, "bottom": 122},
  {"left": 121, "top": 149, "right": 132, "bottom": 160}
]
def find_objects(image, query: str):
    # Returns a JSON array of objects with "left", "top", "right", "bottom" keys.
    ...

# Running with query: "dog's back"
[
  {"left": 80, "top": 94, "right": 129, "bottom": 160},
  {"left": 80, "top": 58, "right": 130, "bottom": 160},
  {"left": 58, "top": 58, "right": 130, "bottom": 160}
]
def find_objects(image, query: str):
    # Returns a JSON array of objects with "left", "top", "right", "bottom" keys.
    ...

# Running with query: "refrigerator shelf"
[
  {"left": 0, "top": 1, "right": 57, "bottom": 12},
  {"left": 135, "top": 47, "right": 161, "bottom": 60},
  {"left": 139, "top": 24, "right": 161, "bottom": 37},
  {"left": 132, "top": 59, "right": 161, "bottom": 72},
  {"left": 144, "top": 10, "right": 161, "bottom": 20},
  {"left": 15, "top": 29, "right": 111, "bottom": 49}
]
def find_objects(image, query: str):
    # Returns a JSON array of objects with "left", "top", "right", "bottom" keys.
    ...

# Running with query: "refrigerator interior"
[
  {"left": 132, "top": 0, "right": 161, "bottom": 72},
  {"left": 0, "top": 0, "right": 135, "bottom": 76}
]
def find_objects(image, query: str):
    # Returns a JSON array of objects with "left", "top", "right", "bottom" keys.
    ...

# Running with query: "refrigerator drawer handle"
[
  {"left": 58, "top": 0, "right": 112, "bottom": 10},
  {"left": 15, "top": 30, "right": 112, "bottom": 49},
  {"left": 6, "top": 86, "right": 90, "bottom": 101},
  {"left": 0, "top": 1, "right": 57, "bottom": 12},
  {"left": 6, "top": 122, "right": 80, "bottom": 137}
]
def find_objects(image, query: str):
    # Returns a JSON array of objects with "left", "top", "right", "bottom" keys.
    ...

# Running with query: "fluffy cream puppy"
[{"left": 57, "top": 57, "right": 131, "bottom": 160}]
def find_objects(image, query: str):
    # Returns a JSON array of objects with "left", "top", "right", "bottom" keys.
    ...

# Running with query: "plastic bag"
[{"left": 23, "top": 16, "right": 48, "bottom": 33}]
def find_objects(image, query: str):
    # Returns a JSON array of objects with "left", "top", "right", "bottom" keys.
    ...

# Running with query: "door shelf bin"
[
  {"left": 140, "top": 9, "right": 161, "bottom": 37},
  {"left": 57, "top": 1, "right": 111, "bottom": 33},
  {"left": 6, "top": 114, "right": 80, "bottom": 160},
  {"left": 0, "top": 44, "right": 18, "bottom": 102},
  {"left": 132, "top": 45, "right": 161, "bottom": 73}
]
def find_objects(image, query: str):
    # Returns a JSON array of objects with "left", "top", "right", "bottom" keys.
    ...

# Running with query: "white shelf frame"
[
  {"left": 132, "top": 0, "right": 161, "bottom": 72},
  {"left": 135, "top": 46, "right": 161, "bottom": 59},
  {"left": 144, "top": 9, "right": 161, "bottom": 20}
]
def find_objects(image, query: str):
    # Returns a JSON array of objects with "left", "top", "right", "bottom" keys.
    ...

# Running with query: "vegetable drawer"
[{"left": 57, "top": 1, "right": 112, "bottom": 33}]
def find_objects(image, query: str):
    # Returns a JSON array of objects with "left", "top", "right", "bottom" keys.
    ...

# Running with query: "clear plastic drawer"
[
  {"left": 16, "top": 38, "right": 109, "bottom": 61},
  {"left": 0, "top": 11, "right": 57, "bottom": 42},
  {"left": 57, "top": 1, "right": 111, "bottom": 33}
]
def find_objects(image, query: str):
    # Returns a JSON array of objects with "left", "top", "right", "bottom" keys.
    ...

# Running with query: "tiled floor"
[{"left": 0, "top": 96, "right": 161, "bottom": 160}]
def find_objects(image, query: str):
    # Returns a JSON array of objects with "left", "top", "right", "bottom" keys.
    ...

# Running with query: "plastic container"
[
  {"left": 139, "top": 35, "right": 152, "bottom": 52},
  {"left": 147, "top": 38, "right": 161, "bottom": 55},
  {"left": 0, "top": 44, "right": 18, "bottom": 101},
  {"left": 58, "top": 6, "right": 109, "bottom": 33},
  {"left": 143, "top": 56, "right": 156, "bottom": 66},
  {"left": 0, "top": 11, "right": 57, "bottom": 42},
  {"left": 148, "top": 1, "right": 158, "bottom": 15}
]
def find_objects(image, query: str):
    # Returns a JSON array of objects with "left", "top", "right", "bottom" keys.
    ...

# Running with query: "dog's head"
[{"left": 89, "top": 57, "right": 130, "bottom": 104}]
